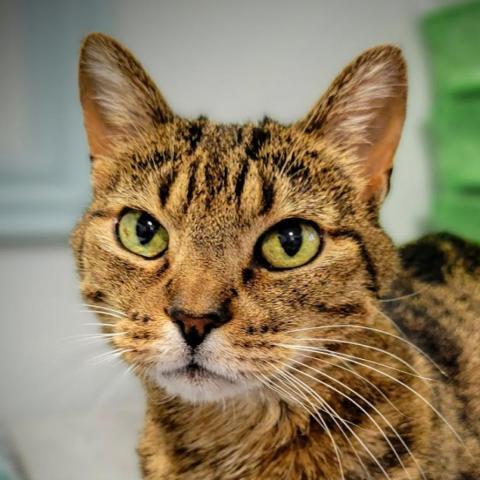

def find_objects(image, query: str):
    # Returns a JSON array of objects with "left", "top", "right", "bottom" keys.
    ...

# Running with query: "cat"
[{"left": 71, "top": 33, "right": 480, "bottom": 479}]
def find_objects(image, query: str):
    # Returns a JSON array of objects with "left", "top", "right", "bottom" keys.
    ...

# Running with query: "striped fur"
[{"left": 71, "top": 34, "right": 480, "bottom": 479}]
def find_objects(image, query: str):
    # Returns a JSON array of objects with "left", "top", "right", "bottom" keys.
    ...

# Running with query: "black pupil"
[
  {"left": 277, "top": 222, "right": 302, "bottom": 257},
  {"left": 136, "top": 213, "right": 159, "bottom": 245}
]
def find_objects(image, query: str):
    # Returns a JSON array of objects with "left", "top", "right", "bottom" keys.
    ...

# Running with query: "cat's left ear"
[
  {"left": 296, "top": 45, "right": 407, "bottom": 204},
  {"left": 79, "top": 33, "right": 174, "bottom": 158}
]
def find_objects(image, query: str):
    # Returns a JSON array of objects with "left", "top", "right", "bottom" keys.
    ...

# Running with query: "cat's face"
[{"left": 72, "top": 34, "right": 406, "bottom": 402}]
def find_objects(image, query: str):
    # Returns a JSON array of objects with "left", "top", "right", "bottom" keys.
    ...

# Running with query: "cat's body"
[
  {"left": 72, "top": 34, "right": 480, "bottom": 479},
  {"left": 137, "top": 231, "right": 480, "bottom": 480}
]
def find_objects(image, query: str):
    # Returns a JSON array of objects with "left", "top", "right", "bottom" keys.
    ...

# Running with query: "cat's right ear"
[
  {"left": 295, "top": 46, "right": 407, "bottom": 205},
  {"left": 78, "top": 33, "right": 173, "bottom": 158}
]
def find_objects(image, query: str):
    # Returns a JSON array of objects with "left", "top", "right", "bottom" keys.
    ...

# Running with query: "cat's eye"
[
  {"left": 257, "top": 219, "right": 322, "bottom": 270},
  {"left": 117, "top": 210, "right": 168, "bottom": 258}
]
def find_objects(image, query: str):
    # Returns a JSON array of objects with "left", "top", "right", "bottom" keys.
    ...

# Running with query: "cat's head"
[{"left": 72, "top": 33, "right": 406, "bottom": 403}]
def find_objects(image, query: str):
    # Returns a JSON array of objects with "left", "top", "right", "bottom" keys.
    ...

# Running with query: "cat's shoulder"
[
  {"left": 383, "top": 232, "right": 479, "bottom": 381},
  {"left": 399, "top": 232, "right": 480, "bottom": 285}
]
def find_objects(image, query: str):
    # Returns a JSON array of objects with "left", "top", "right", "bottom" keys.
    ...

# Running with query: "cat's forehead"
[
  {"left": 111, "top": 117, "right": 353, "bottom": 246},
  {"left": 124, "top": 116, "right": 330, "bottom": 186},
  {"left": 124, "top": 118, "right": 289, "bottom": 177},
  {"left": 169, "top": 117, "right": 287, "bottom": 156}
]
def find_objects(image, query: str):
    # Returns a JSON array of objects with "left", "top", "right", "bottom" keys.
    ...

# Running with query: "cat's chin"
[{"left": 150, "top": 364, "right": 253, "bottom": 403}]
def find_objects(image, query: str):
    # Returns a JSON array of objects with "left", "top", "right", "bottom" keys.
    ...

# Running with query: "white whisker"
[
  {"left": 282, "top": 361, "right": 399, "bottom": 480},
  {"left": 282, "top": 346, "right": 462, "bottom": 444},
  {"left": 375, "top": 309, "right": 447, "bottom": 377},
  {"left": 379, "top": 288, "right": 426, "bottom": 303},
  {"left": 80, "top": 303, "right": 128, "bottom": 316},
  {"left": 281, "top": 338, "right": 426, "bottom": 378},
  {"left": 60, "top": 332, "right": 127, "bottom": 346},
  {"left": 257, "top": 370, "right": 345, "bottom": 480},
  {"left": 79, "top": 309, "right": 125, "bottom": 320},
  {"left": 315, "top": 355, "right": 405, "bottom": 418},
  {"left": 272, "top": 364, "right": 370, "bottom": 479},
  {"left": 272, "top": 364, "right": 382, "bottom": 480},
  {"left": 285, "top": 322, "right": 445, "bottom": 376},
  {"left": 88, "top": 348, "right": 133, "bottom": 366},
  {"left": 274, "top": 343, "right": 433, "bottom": 382},
  {"left": 287, "top": 358, "right": 425, "bottom": 480},
  {"left": 82, "top": 323, "right": 117, "bottom": 328}
]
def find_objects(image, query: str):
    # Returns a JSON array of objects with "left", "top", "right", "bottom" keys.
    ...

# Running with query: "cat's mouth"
[
  {"left": 152, "top": 359, "right": 254, "bottom": 402},
  {"left": 162, "top": 361, "right": 235, "bottom": 384}
]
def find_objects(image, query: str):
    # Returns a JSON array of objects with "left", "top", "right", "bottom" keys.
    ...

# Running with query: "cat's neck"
[{"left": 142, "top": 389, "right": 331, "bottom": 477}]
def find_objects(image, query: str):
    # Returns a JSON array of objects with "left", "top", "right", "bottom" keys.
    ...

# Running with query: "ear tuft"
[
  {"left": 79, "top": 33, "right": 173, "bottom": 157},
  {"left": 297, "top": 45, "right": 407, "bottom": 204}
]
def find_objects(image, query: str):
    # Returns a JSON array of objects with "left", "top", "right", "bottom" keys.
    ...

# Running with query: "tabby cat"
[{"left": 72, "top": 33, "right": 480, "bottom": 479}]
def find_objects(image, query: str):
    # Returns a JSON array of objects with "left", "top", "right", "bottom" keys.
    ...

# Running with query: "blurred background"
[{"left": 0, "top": 0, "right": 478, "bottom": 478}]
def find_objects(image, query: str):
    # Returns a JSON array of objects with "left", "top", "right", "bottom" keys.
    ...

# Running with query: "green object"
[
  {"left": 430, "top": 98, "right": 480, "bottom": 190},
  {"left": 422, "top": 2, "right": 480, "bottom": 242},
  {"left": 423, "top": 2, "right": 480, "bottom": 95},
  {"left": 434, "top": 192, "right": 480, "bottom": 240}
]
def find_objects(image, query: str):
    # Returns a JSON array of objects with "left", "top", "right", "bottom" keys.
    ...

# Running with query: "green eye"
[
  {"left": 117, "top": 210, "right": 168, "bottom": 258},
  {"left": 258, "top": 219, "right": 322, "bottom": 270}
]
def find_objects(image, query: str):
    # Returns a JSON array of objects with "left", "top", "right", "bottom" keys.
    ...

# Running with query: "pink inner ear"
[
  {"left": 356, "top": 93, "right": 406, "bottom": 202},
  {"left": 294, "top": 46, "right": 407, "bottom": 205},
  {"left": 81, "top": 94, "right": 114, "bottom": 158},
  {"left": 78, "top": 33, "right": 174, "bottom": 159}
]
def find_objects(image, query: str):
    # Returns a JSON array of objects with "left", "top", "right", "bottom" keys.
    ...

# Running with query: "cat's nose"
[{"left": 167, "top": 306, "right": 231, "bottom": 348}]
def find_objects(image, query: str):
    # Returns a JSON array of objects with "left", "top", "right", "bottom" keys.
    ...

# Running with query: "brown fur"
[{"left": 71, "top": 33, "right": 480, "bottom": 479}]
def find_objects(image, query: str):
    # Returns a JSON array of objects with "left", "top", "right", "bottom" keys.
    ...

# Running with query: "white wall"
[
  {"left": 0, "top": 0, "right": 461, "bottom": 430},
  {"left": 0, "top": 245, "right": 142, "bottom": 419}
]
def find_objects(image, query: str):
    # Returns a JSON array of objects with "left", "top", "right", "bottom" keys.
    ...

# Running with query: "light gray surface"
[
  {"left": 0, "top": 0, "right": 112, "bottom": 237},
  {"left": 9, "top": 406, "right": 143, "bottom": 480},
  {"left": 0, "top": 244, "right": 145, "bottom": 478}
]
